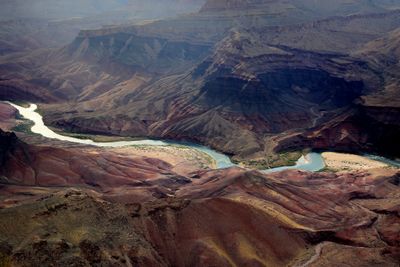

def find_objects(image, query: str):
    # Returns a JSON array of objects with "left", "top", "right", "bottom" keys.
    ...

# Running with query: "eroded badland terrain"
[{"left": 0, "top": 0, "right": 400, "bottom": 266}]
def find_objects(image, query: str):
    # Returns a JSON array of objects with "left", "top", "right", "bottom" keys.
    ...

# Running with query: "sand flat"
[
  {"left": 322, "top": 152, "right": 388, "bottom": 171},
  {"left": 110, "top": 145, "right": 215, "bottom": 175}
]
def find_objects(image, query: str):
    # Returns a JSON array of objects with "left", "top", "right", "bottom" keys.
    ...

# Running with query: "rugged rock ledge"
[{"left": 0, "top": 130, "right": 399, "bottom": 266}]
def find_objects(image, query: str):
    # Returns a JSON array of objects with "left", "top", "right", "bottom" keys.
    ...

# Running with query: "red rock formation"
[{"left": 0, "top": 131, "right": 399, "bottom": 266}]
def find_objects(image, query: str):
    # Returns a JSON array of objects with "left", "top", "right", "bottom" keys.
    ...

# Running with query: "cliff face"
[
  {"left": 68, "top": 32, "right": 212, "bottom": 75},
  {"left": 272, "top": 28, "right": 400, "bottom": 158},
  {"left": 0, "top": 129, "right": 19, "bottom": 167},
  {"left": 2, "top": 2, "right": 400, "bottom": 162},
  {"left": 9, "top": 9, "right": 393, "bottom": 161},
  {"left": 356, "top": 28, "right": 400, "bottom": 108}
]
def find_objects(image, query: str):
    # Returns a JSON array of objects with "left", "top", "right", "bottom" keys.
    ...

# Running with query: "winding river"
[{"left": 8, "top": 102, "right": 326, "bottom": 172}]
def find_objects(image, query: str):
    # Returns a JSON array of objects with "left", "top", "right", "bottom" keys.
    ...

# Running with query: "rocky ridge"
[
  {"left": 2, "top": 1, "right": 400, "bottom": 163},
  {"left": 0, "top": 130, "right": 399, "bottom": 266}
]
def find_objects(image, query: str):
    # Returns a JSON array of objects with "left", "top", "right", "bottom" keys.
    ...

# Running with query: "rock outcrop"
[
  {"left": 0, "top": 129, "right": 20, "bottom": 167},
  {"left": 0, "top": 144, "right": 399, "bottom": 266},
  {"left": 2, "top": 1, "right": 400, "bottom": 163},
  {"left": 34, "top": 9, "right": 400, "bottom": 162}
]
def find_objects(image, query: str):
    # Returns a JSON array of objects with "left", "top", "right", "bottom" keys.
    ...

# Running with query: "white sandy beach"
[{"left": 322, "top": 152, "right": 389, "bottom": 171}]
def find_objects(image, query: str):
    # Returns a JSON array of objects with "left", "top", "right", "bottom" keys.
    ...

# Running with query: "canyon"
[
  {"left": 1, "top": 1, "right": 400, "bottom": 164},
  {"left": 1, "top": 0, "right": 400, "bottom": 266},
  {"left": 0, "top": 129, "right": 399, "bottom": 266}
]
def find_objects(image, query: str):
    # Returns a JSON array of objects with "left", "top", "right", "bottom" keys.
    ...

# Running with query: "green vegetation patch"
[
  {"left": 49, "top": 128, "right": 143, "bottom": 142},
  {"left": 12, "top": 121, "right": 34, "bottom": 134},
  {"left": 316, "top": 167, "right": 337, "bottom": 173},
  {"left": 237, "top": 151, "right": 307, "bottom": 170}
]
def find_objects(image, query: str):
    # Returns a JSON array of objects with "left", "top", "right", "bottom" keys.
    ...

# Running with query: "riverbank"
[
  {"left": 321, "top": 152, "right": 390, "bottom": 171},
  {"left": 7, "top": 102, "right": 328, "bottom": 172},
  {"left": 236, "top": 151, "right": 305, "bottom": 170},
  {"left": 5, "top": 102, "right": 400, "bottom": 174},
  {"left": 6, "top": 102, "right": 233, "bottom": 168},
  {"left": 110, "top": 145, "right": 216, "bottom": 173},
  {"left": 49, "top": 128, "right": 145, "bottom": 143}
]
